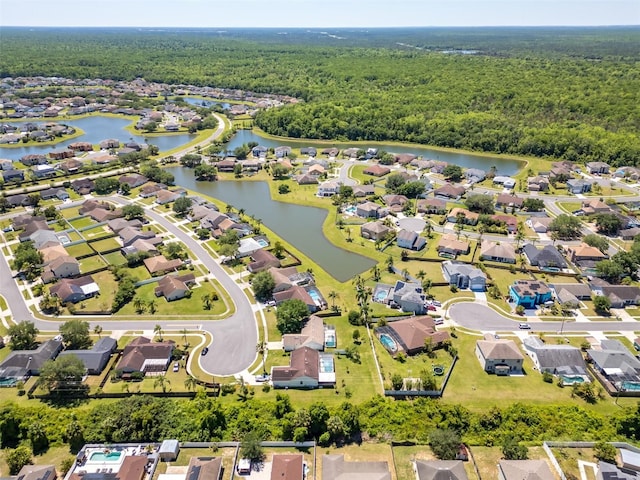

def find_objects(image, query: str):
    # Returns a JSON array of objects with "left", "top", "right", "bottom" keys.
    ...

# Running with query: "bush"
[
  {"left": 515, "top": 305, "right": 525, "bottom": 315},
  {"left": 6, "top": 445, "right": 33, "bottom": 475},
  {"left": 542, "top": 372, "right": 554, "bottom": 383},
  {"left": 319, "top": 431, "right": 331, "bottom": 447},
  {"left": 347, "top": 310, "right": 362, "bottom": 326}
]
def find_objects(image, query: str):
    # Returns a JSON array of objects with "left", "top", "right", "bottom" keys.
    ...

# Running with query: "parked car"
[
  {"left": 518, "top": 323, "right": 531, "bottom": 330},
  {"left": 431, "top": 300, "right": 442, "bottom": 307},
  {"left": 201, "top": 347, "right": 209, "bottom": 356},
  {"left": 427, "top": 304, "right": 437, "bottom": 311},
  {"left": 255, "top": 374, "right": 270, "bottom": 382},
  {"left": 172, "top": 362, "right": 179, "bottom": 372},
  {"left": 434, "top": 318, "right": 444, "bottom": 325}
]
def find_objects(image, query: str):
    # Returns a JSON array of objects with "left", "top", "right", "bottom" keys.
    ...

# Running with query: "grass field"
[
  {"left": 89, "top": 237, "right": 121, "bottom": 252},
  {"left": 69, "top": 216, "right": 96, "bottom": 230},
  {"left": 103, "top": 251, "right": 127, "bottom": 266},
  {"left": 153, "top": 447, "right": 237, "bottom": 479},
  {"left": 65, "top": 242, "right": 94, "bottom": 258},
  {"left": 79, "top": 254, "right": 108, "bottom": 273}
]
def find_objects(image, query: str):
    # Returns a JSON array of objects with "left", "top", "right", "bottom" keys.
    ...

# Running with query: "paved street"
[{"left": 449, "top": 302, "right": 640, "bottom": 333}]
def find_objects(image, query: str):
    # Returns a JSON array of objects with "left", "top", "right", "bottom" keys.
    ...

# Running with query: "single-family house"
[
  {"left": 480, "top": 240, "right": 516, "bottom": 264},
  {"left": 58, "top": 337, "right": 117, "bottom": 375},
  {"left": 364, "top": 164, "right": 391, "bottom": 177},
  {"left": 155, "top": 189, "right": 181, "bottom": 205},
  {"left": 392, "top": 281, "right": 426, "bottom": 314},
  {"left": 551, "top": 283, "right": 593, "bottom": 302},
  {"left": 599, "top": 286, "right": 640, "bottom": 308},
  {"left": 581, "top": 199, "right": 613, "bottom": 215},
  {"left": 493, "top": 176, "right": 516, "bottom": 189},
  {"left": 20, "top": 154, "right": 47, "bottom": 166},
  {"left": 71, "top": 178, "right": 95, "bottom": 195},
  {"left": 527, "top": 176, "right": 549, "bottom": 192},
  {"left": 154, "top": 273, "right": 196, "bottom": 301},
  {"left": 39, "top": 187, "right": 69, "bottom": 200},
  {"left": 526, "top": 216, "right": 554, "bottom": 233},
  {"left": 33, "top": 164, "right": 56, "bottom": 178},
  {"left": 586, "top": 161, "right": 610, "bottom": 174},
  {"left": 620, "top": 227, "right": 640, "bottom": 241},
  {"left": 140, "top": 182, "right": 167, "bottom": 197},
  {"left": 270, "top": 455, "right": 304, "bottom": 480},
  {"left": 522, "top": 336, "right": 589, "bottom": 381},
  {"left": 184, "top": 457, "right": 222, "bottom": 480},
  {"left": 415, "top": 461, "right": 469, "bottom": 480},
  {"left": 522, "top": 244, "right": 568, "bottom": 269},
  {"left": 417, "top": 197, "right": 447, "bottom": 214},
  {"left": 99, "top": 138, "right": 119, "bottom": 149},
  {"left": 48, "top": 149, "right": 74, "bottom": 160},
  {"left": 273, "top": 286, "right": 320, "bottom": 312},
  {"left": 248, "top": 249, "right": 281, "bottom": 273},
  {"left": 237, "top": 236, "right": 266, "bottom": 258},
  {"left": 588, "top": 339, "right": 640, "bottom": 391},
  {"left": 283, "top": 315, "right": 325, "bottom": 352},
  {"left": 271, "top": 347, "right": 335, "bottom": 389},
  {"left": 119, "top": 173, "right": 148, "bottom": 188},
  {"left": 356, "top": 201, "right": 384, "bottom": 219},
  {"left": 447, "top": 208, "right": 479, "bottom": 225},
  {"left": 490, "top": 214, "right": 519, "bottom": 233},
  {"left": 352, "top": 184, "right": 375, "bottom": 197},
  {"left": 476, "top": 334, "right": 524, "bottom": 375},
  {"left": 0, "top": 158, "right": 14, "bottom": 170},
  {"left": 50, "top": 275, "right": 100, "bottom": 304},
  {"left": 621, "top": 449, "right": 640, "bottom": 473},
  {"left": 436, "top": 234, "right": 470, "bottom": 257},
  {"left": 59, "top": 158, "right": 84, "bottom": 174},
  {"left": 115, "top": 336, "right": 175, "bottom": 377},
  {"left": 434, "top": 183, "right": 466, "bottom": 199},
  {"left": 2, "top": 169, "right": 25, "bottom": 182},
  {"left": 318, "top": 180, "right": 342, "bottom": 197},
  {"left": 42, "top": 254, "right": 80, "bottom": 282},
  {"left": 567, "top": 243, "right": 607, "bottom": 264},
  {"left": 376, "top": 316, "right": 450, "bottom": 356},
  {"left": 498, "top": 460, "right": 555, "bottom": 480},
  {"left": 495, "top": 193, "right": 524, "bottom": 209},
  {"left": 0, "top": 340, "right": 63, "bottom": 383},
  {"left": 396, "top": 229, "right": 426, "bottom": 250},
  {"left": 383, "top": 194, "right": 409, "bottom": 212},
  {"left": 143, "top": 254, "right": 183, "bottom": 275},
  {"left": 596, "top": 461, "right": 640, "bottom": 480},
  {"left": 442, "top": 260, "right": 487, "bottom": 291},
  {"left": 509, "top": 280, "right": 552, "bottom": 308},
  {"left": 296, "top": 173, "right": 319, "bottom": 185},
  {"left": 465, "top": 168, "right": 486, "bottom": 183},
  {"left": 13, "top": 464, "right": 58, "bottom": 480},
  {"left": 68, "top": 141, "right": 94, "bottom": 152},
  {"left": 119, "top": 226, "right": 159, "bottom": 247},
  {"left": 323, "top": 455, "right": 391, "bottom": 480},
  {"left": 360, "top": 221, "right": 392, "bottom": 241},
  {"left": 567, "top": 179, "right": 593, "bottom": 194},
  {"left": 108, "top": 218, "right": 143, "bottom": 234},
  {"left": 275, "top": 146, "right": 292, "bottom": 158},
  {"left": 300, "top": 147, "right": 317, "bottom": 157}
]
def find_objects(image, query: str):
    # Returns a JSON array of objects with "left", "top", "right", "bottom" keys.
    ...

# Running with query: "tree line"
[{"left": 0, "top": 28, "right": 639, "bottom": 166}]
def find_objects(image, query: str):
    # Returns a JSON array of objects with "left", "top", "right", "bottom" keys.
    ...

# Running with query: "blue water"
[
  {"left": 226, "top": 130, "right": 524, "bottom": 176},
  {"left": 256, "top": 238, "right": 269, "bottom": 247},
  {"left": 319, "top": 356, "right": 334, "bottom": 373},
  {"left": 380, "top": 334, "right": 397, "bottom": 351},
  {"left": 325, "top": 334, "right": 336, "bottom": 348},
  {"left": 181, "top": 96, "right": 231, "bottom": 109},
  {"left": 0, "top": 116, "right": 196, "bottom": 160},
  {"left": 622, "top": 381, "right": 640, "bottom": 391},
  {"left": 375, "top": 290, "right": 389, "bottom": 302},
  {"left": 89, "top": 451, "right": 122, "bottom": 462},
  {"left": 561, "top": 375, "right": 585, "bottom": 385},
  {"left": 308, "top": 288, "right": 322, "bottom": 302}
]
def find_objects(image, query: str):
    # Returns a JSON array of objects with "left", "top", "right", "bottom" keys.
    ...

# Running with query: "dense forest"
[
  {"left": 0, "top": 394, "right": 638, "bottom": 452},
  {"left": 1, "top": 27, "right": 639, "bottom": 165}
]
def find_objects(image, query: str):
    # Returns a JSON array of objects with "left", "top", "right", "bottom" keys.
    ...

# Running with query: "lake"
[
  {"left": 166, "top": 167, "right": 377, "bottom": 282},
  {"left": 226, "top": 130, "right": 524, "bottom": 176},
  {"left": 0, "top": 116, "right": 196, "bottom": 161},
  {"left": 181, "top": 96, "right": 232, "bottom": 110}
]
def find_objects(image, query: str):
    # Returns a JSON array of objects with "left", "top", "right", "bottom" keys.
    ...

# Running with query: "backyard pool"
[
  {"left": 88, "top": 451, "right": 122, "bottom": 462},
  {"left": 319, "top": 356, "right": 334, "bottom": 373},
  {"left": 379, "top": 334, "right": 398, "bottom": 353},
  {"left": 0, "top": 379, "right": 17, "bottom": 387},
  {"left": 325, "top": 333, "right": 336, "bottom": 348},
  {"left": 344, "top": 205, "right": 357, "bottom": 215},
  {"left": 374, "top": 289, "right": 389, "bottom": 302},
  {"left": 256, "top": 238, "right": 269, "bottom": 247},
  {"left": 561, "top": 375, "right": 585, "bottom": 385},
  {"left": 307, "top": 288, "right": 324, "bottom": 306},
  {"left": 621, "top": 381, "right": 640, "bottom": 391}
]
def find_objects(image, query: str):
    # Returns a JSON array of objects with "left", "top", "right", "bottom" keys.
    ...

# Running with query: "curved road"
[
  {"left": 0, "top": 114, "right": 258, "bottom": 376},
  {"left": 449, "top": 302, "right": 639, "bottom": 333}
]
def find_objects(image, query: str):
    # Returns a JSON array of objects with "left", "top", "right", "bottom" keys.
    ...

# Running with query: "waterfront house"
[
  {"left": 360, "top": 221, "right": 392, "bottom": 241},
  {"left": 493, "top": 176, "right": 516, "bottom": 190},
  {"left": 247, "top": 249, "right": 281, "bottom": 273},
  {"left": 318, "top": 180, "right": 342, "bottom": 197},
  {"left": 396, "top": 229, "right": 426, "bottom": 251}
]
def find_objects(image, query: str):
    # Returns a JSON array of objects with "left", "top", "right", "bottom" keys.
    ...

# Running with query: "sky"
[{"left": 0, "top": 0, "right": 638, "bottom": 28}]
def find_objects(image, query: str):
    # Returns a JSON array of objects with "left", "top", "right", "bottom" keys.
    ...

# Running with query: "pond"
[
  {"left": 180, "top": 96, "right": 231, "bottom": 110},
  {"left": 226, "top": 130, "right": 524, "bottom": 176},
  {"left": 166, "top": 167, "right": 377, "bottom": 282},
  {"left": 0, "top": 115, "right": 196, "bottom": 161}
]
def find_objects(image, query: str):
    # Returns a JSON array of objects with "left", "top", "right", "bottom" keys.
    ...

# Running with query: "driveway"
[
  {"left": 448, "top": 302, "right": 640, "bottom": 333},
  {"left": 0, "top": 193, "right": 257, "bottom": 377}
]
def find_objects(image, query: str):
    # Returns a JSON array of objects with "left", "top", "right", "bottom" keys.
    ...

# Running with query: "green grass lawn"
[
  {"left": 65, "top": 242, "right": 94, "bottom": 258},
  {"left": 60, "top": 206, "right": 81, "bottom": 219},
  {"left": 103, "top": 251, "right": 127, "bottom": 266},
  {"left": 79, "top": 254, "right": 108, "bottom": 273},
  {"left": 127, "top": 265, "right": 152, "bottom": 282},
  {"left": 551, "top": 447, "right": 599, "bottom": 480},
  {"left": 89, "top": 237, "right": 121, "bottom": 253},
  {"left": 153, "top": 447, "right": 236, "bottom": 479},
  {"left": 69, "top": 216, "right": 96, "bottom": 230},
  {"left": 61, "top": 270, "right": 117, "bottom": 313},
  {"left": 116, "top": 279, "right": 228, "bottom": 317},
  {"left": 81, "top": 226, "right": 114, "bottom": 241},
  {"left": 393, "top": 445, "right": 479, "bottom": 480},
  {"left": 0, "top": 445, "right": 74, "bottom": 477}
]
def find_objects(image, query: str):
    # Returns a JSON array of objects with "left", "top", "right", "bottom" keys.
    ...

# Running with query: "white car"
[{"left": 172, "top": 362, "right": 180, "bottom": 372}]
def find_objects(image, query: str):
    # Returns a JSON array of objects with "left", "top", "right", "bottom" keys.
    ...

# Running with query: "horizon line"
[{"left": 2, "top": 24, "right": 639, "bottom": 29}]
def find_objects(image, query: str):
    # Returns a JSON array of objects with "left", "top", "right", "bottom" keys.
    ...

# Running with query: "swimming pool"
[
  {"left": 561, "top": 375, "right": 585, "bottom": 385},
  {"left": 374, "top": 289, "right": 389, "bottom": 302},
  {"left": 319, "top": 356, "right": 334, "bottom": 373},
  {"left": 88, "top": 451, "right": 122, "bottom": 462},
  {"left": 256, "top": 238, "right": 269, "bottom": 247},
  {"left": 344, "top": 205, "right": 357, "bottom": 215},
  {"left": 307, "top": 288, "right": 323, "bottom": 305},
  {"left": 621, "top": 381, "right": 640, "bottom": 391},
  {"left": 379, "top": 334, "right": 397, "bottom": 352},
  {"left": 325, "top": 333, "right": 336, "bottom": 348},
  {"left": 0, "top": 378, "right": 16, "bottom": 387}
]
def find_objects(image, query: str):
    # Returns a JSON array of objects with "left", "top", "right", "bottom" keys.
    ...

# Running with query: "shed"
[{"left": 159, "top": 439, "right": 180, "bottom": 461}]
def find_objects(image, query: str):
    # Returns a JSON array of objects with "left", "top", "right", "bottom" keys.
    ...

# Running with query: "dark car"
[{"left": 201, "top": 347, "right": 209, "bottom": 356}]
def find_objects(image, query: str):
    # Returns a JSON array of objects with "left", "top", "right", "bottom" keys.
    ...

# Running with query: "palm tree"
[
  {"left": 225, "top": 204, "right": 234, "bottom": 213},
  {"left": 256, "top": 341, "right": 267, "bottom": 374},
  {"left": 345, "top": 227, "right": 352, "bottom": 242},
  {"left": 93, "top": 325, "right": 103, "bottom": 338},
  {"left": 184, "top": 375, "right": 198, "bottom": 392},
  {"left": 422, "top": 279, "right": 433, "bottom": 296},
  {"left": 153, "top": 375, "right": 171, "bottom": 393},
  {"left": 401, "top": 268, "right": 410, "bottom": 280},
  {"left": 180, "top": 328, "right": 189, "bottom": 346},
  {"left": 370, "top": 265, "right": 380, "bottom": 282},
  {"left": 147, "top": 299, "right": 157, "bottom": 314},
  {"left": 238, "top": 208, "right": 245, "bottom": 219},
  {"left": 154, "top": 324, "right": 164, "bottom": 342},
  {"left": 416, "top": 270, "right": 426, "bottom": 282},
  {"left": 328, "top": 291, "right": 339, "bottom": 310},
  {"left": 423, "top": 222, "right": 433, "bottom": 238},
  {"left": 133, "top": 297, "right": 145, "bottom": 314}
]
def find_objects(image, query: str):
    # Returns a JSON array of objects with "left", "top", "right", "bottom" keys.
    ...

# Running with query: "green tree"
[
  {"left": 251, "top": 271, "right": 276, "bottom": 302},
  {"left": 583, "top": 233, "right": 610, "bottom": 253},
  {"left": 173, "top": 196, "right": 193, "bottom": 216},
  {"left": 8, "top": 321, "right": 39, "bottom": 350},
  {"left": 391, "top": 373, "right": 404, "bottom": 390},
  {"left": 59, "top": 319, "right": 92, "bottom": 350},
  {"left": 594, "top": 213, "right": 623, "bottom": 236},
  {"left": 184, "top": 375, "right": 198, "bottom": 392},
  {"left": 465, "top": 194, "right": 495, "bottom": 214},
  {"left": 522, "top": 198, "right": 545, "bottom": 212},
  {"left": 276, "top": 299, "right": 309, "bottom": 334},
  {"left": 11, "top": 242, "right": 43, "bottom": 278},
  {"left": 278, "top": 184, "right": 290, "bottom": 194},
  {"left": 256, "top": 341, "right": 267, "bottom": 374},
  {"left": 122, "top": 204, "right": 144, "bottom": 220},
  {"left": 38, "top": 354, "right": 85, "bottom": 393},
  {"left": 429, "top": 429, "right": 461, "bottom": 460},
  {"left": 385, "top": 173, "right": 406, "bottom": 193},
  {"left": 5, "top": 445, "right": 33, "bottom": 475},
  {"left": 443, "top": 165, "right": 463, "bottom": 182},
  {"left": 93, "top": 324, "right": 103, "bottom": 338},
  {"left": 240, "top": 431, "right": 265, "bottom": 462},
  {"left": 548, "top": 214, "right": 582, "bottom": 239},
  {"left": 153, "top": 375, "right": 171, "bottom": 393},
  {"left": 154, "top": 324, "right": 164, "bottom": 341},
  {"left": 593, "top": 295, "right": 611, "bottom": 314},
  {"left": 502, "top": 436, "right": 528, "bottom": 460},
  {"left": 594, "top": 441, "right": 617, "bottom": 464}
]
